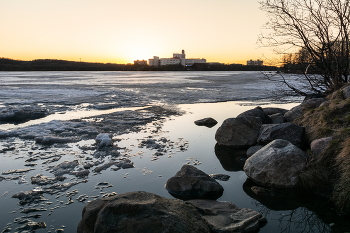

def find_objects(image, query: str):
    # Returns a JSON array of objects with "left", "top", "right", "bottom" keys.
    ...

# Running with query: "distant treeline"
[{"left": 0, "top": 58, "right": 278, "bottom": 71}]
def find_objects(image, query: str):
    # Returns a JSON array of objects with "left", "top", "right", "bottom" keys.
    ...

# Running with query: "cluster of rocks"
[
  {"left": 78, "top": 164, "right": 266, "bottom": 233},
  {"left": 214, "top": 97, "right": 328, "bottom": 189}
]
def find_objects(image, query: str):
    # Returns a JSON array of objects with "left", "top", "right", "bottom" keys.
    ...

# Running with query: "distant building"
[
  {"left": 148, "top": 50, "right": 206, "bottom": 66},
  {"left": 148, "top": 56, "right": 160, "bottom": 66},
  {"left": 160, "top": 57, "right": 182, "bottom": 66},
  {"left": 134, "top": 60, "right": 147, "bottom": 65},
  {"left": 185, "top": 58, "right": 206, "bottom": 65},
  {"left": 247, "top": 59, "right": 263, "bottom": 66}
]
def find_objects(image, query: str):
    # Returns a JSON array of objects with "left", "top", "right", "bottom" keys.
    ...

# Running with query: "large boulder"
[
  {"left": 244, "top": 139, "right": 308, "bottom": 188},
  {"left": 77, "top": 191, "right": 267, "bottom": 233},
  {"left": 237, "top": 106, "right": 272, "bottom": 124},
  {"left": 165, "top": 164, "right": 223, "bottom": 200},
  {"left": 187, "top": 199, "right": 266, "bottom": 233},
  {"left": 257, "top": 123, "right": 305, "bottom": 148},
  {"left": 215, "top": 117, "right": 262, "bottom": 147},
  {"left": 77, "top": 191, "right": 211, "bottom": 233}
]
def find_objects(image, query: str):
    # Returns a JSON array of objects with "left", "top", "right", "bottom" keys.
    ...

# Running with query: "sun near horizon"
[{"left": 0, "top": 0, "right": 273, "bottom": 65}]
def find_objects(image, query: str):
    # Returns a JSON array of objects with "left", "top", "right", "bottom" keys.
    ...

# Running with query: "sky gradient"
[{"left": 0, "top": 0, "right": 273, "bottom": 64}]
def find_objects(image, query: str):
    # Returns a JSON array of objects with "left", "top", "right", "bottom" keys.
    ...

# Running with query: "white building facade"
[{"left": 148, "top": 50, "right": 206, "bottom": 66}]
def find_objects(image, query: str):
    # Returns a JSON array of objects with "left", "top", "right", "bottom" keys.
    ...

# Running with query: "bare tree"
[{"left": 259, "top": 0, "right": 350, "bottom": 95}]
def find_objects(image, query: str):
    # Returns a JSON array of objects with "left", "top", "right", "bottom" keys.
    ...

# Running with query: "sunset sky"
[{"left": 0, "top": 0, "right": 273, "bottom": 64}]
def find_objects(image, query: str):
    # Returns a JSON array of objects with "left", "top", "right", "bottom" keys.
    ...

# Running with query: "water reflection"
[
  {"left": 214, "top": 144, "right": 247, "bottom": 171},
  {"left": 243, "top": 179, "right": 349, "bottom": 233}
]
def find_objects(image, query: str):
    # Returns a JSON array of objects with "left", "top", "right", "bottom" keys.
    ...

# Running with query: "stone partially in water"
[
  {"left": 215, "top": 117, "right": 262, "bottom": 148},
  {"left": 244, "top": 139, "right": 307, "bottom": 188},
  {"left": 77, "top": 191, "right": 266, "bottom": 233},
  {"left": 187, "top": 199, "right": 266, "bottom": 233},
  {"left": 194, "top": 117, "right": 218, "bottom": 127},
  {"left": 165, "top": 164, "right": 223, "bottom": 200},
  {"left": 77, "top": 191, "right": 212, "bottom": 233}
]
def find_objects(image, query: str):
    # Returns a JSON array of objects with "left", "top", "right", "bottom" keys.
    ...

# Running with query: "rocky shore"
[{"left": 76, "top": 85, "right": 350, "bottom": 232}]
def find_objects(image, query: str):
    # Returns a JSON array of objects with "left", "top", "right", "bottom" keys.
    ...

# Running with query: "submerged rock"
[
  {"left": 165, "top": 164, "right": 223, "bottom": 200},
  {"left": 244, "top": 139, "right": 307, "bottom": 188}
]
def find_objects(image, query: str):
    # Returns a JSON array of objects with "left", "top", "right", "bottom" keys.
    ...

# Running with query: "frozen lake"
[{"left": 0, "top": 71, "right": 345, "bottom": 233}]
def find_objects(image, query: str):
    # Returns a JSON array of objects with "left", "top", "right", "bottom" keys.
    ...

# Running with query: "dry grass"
[{"left": 293, "top": 88, "right": 350, "bottom": 214}]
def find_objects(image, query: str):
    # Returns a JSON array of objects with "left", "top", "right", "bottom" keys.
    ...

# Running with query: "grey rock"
[
  {"left": 77, "top": 191, "right": 212, "bottom": 233},
  {"left": 284, "top": 98, "right": 327, "bottom": 122},
  {"left": 215, "top": 117, "right": 262, "bottom": 147},
  {"left": 187, "top": 199, "right": 266, "bottom": 233},
  {"left": 257, "top": 123, "right": 305, "bottom": 148},
  {"left": 244, "top": 139, "right": 307, "bottom": 188},
  {"left": 302, "top": 98, "right": 327, "bottom": 109},
  {"left": 310, "top": 137, "right": 333, "bottom": 156},
  {"left": 194, "top": 117, "right": 218, "bottom": 127},
  {"left": 262, "top": 107, "right": 288, "bottom": 115},
  {"left": 246, "top": 145, "right": 264, "bottom": 157},
  {"left": 269, "top": 113, "right": 284, "bottom": 124},
  {"left": 342, "top": 85, "right": 350, "bottom": 99},
  {"left": 237, "top": 106, "right": 272, "bottom": 124},
  {"left": 165, "top": 164, "right": 223, "bottom": 200},
  {"left": 284, "top": 105, "right": 303, "bottom": 122}
]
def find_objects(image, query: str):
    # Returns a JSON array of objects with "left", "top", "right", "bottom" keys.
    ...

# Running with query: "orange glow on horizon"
[{"left": 0, "top": 0, "right": 274, "bottom": 66}]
